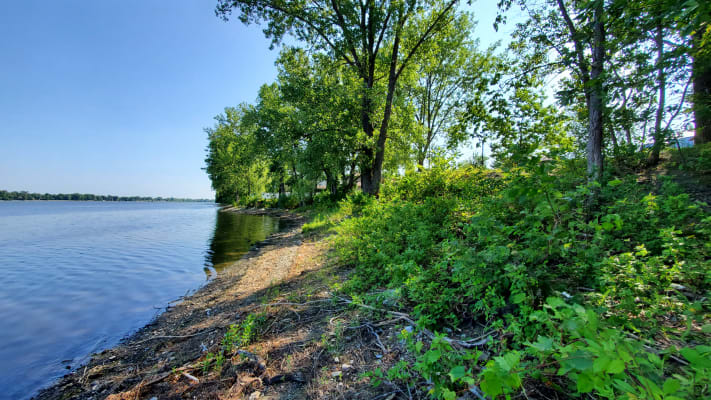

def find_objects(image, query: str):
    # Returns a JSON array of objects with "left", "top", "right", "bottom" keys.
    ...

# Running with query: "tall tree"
[
  {"left": 204, "top": 106, "right": 270, "bottom": 203},
  {"left": 216, "top": 0, "right": 460, "bottom": 195},
  {"left": 498, "top": 0, "right": 618, "bottom": 207},
  {"left": 403, "top": 13, "right": 496, "bottom": 168}
]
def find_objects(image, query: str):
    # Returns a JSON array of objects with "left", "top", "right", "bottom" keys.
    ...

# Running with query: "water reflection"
[{"left": 204, "top": 212, "right": 281, "bottom": 277}]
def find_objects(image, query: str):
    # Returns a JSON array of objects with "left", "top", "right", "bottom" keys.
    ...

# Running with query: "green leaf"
[
  {"left": 566, "top": 351, "right": 593, "bottom": 371},
  {"left": 442, "top": 388, "right": 456, "bottom": 400},
  {"left": 593, "top": 356, "right": 611, "bottom": 373},
  {"left": 680, "top": 348, "right": 711, "bottom": 368},
  {"left": 497, "top": 352, "right": 520, "bottom": 372},
  {"left": 528, "top": 335, "right": 554, "bottom": 352},
  {"left": 647, "top": 353, "right": 661, "bottom": 367},
  {"left": 480, "top": 374, "right": 503, "bottom": 397},
  {"left": 613, "top": 378, "right": 636, "bottom": 393},
  {"left": 511, "top": 292, "right": 527, "bottom": 304},
  {"left": 663, "top": 378, "right": 681, "bottom": 395},
  {"left": 576, "top": 373, "right": 594, "bottom": 393},
  {"left": 606, "top": 359, "right": 625, "bottom": 374},
  {"left": 415, "top": 341, "right": 424, "bottom": 353},
  {"left": 426, "top": 349, "right": 441, "bottom": 364},
  {"left": 546, "top": 297, "right": 566, "bottom": 308},
  {"left": 448, "top": 365, "right": 467, "bottom": 382}
]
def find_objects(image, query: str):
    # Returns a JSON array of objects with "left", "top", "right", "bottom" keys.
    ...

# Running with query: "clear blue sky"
[{"left": 0, "top": 1, "right": 512, "bottom": 199}]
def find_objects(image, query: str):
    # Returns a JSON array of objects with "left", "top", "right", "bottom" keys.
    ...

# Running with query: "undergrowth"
[{"left": 315, "top": 162, "right": 711, "bottom": 399}]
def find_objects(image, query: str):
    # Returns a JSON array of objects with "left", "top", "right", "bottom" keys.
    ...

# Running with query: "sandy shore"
[{"left": 34, "top": 207, "right": 403, "bottom": 400}]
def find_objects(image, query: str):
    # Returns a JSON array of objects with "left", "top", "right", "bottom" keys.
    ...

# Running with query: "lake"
[{"left": 0, "top": 201, "right": 283, "bottom": 400}]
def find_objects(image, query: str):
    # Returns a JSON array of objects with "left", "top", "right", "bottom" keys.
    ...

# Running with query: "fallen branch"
[
  {"left": 626, "top": 332, "right": 689, "bottom": 366},
  {"left": 335, "top": 296, "right": 494, "bottom": 349},
  {"left": 262, "top": 299, "right": 335, "bottom": 307},
  {"left": 182, "top": 372, "right": 199, "bottom": 384},
  {"left": 366, "top": 324, "right": 388, "bottom": 354},
  {"left": 130, "top": 329, "right": 215, "bottom": 345}
]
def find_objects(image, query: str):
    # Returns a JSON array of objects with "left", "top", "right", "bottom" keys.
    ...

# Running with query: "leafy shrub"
[
  {"left": 332, "top": 160, "right": 710, "bottom": 398},
  {"left": 671, "top": 142, "right": 711, "bottom": 172},
  {"left": 480, "top": 298, "right": 711, "bottom": 399}
]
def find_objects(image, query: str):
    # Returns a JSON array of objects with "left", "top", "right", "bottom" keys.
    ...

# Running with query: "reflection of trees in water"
[{"left": 204, "top": 213, "right": 281, "bottom": 277}]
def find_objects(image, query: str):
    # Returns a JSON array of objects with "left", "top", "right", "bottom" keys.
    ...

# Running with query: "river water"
[{"left": 0, "top": 201, "right": 283, "bottom": 399}]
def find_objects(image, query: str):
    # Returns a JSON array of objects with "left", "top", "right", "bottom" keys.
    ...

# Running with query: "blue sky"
[{"left": 0, "top": 1, "right": 513, "bottom": 199}]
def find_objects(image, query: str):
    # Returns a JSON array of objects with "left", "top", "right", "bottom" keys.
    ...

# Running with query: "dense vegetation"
[
  {"left": 0, "top": 190, "right": 211, "bottom": 202},
  {"left": 204, "top": 0, "right": 710, "bottom": 398},
  {"left": 300, "top": 154, "right": 709, "bottom": 398}
]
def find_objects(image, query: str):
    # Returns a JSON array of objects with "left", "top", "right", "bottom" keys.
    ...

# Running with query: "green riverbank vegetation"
[{"left": 204, "top": 0, "right": 711, "bottom": 398}]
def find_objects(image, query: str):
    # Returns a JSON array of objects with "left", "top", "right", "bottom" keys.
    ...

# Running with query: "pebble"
[{"left": 341, "top": 364, "right": 352, "bottom": 371}]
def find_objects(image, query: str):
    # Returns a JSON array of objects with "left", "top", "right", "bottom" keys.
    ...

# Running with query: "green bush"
[{"left": 332, "top": 161, "right": 710, "bottom": 398}]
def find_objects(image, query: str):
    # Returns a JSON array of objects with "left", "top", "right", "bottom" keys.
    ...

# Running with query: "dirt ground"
[{"left": 34, "top": 209, "right": 408, "bottom": 400}]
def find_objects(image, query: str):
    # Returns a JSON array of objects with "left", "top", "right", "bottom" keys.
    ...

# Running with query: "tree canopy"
[{"left": 205, "top": 0, "right": 707, "bottom": 206}]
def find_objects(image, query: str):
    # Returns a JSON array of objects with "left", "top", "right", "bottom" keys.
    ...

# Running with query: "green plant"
[
  {"left": 203, "top": 352, "right": 214, "bottom": 375},
  {"left": 399, "top": 328, "right": 481, "bottom": 400},
  {"left": 479, "top": 298, "right": 711, "bottom": 399}
]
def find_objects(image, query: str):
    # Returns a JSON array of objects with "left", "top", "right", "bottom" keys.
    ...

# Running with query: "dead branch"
[
  {"left": 335, "top": 296, "right": 494, "bottom": 349},
  {"left": 130, "top": 329, "right": 215, "bottom": 345}
]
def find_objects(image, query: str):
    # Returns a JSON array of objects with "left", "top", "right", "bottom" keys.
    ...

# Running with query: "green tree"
[
  {"left": 216, "top": 0, "right": 461, "bottom": 195},
  {"left": 204, "top": 106, "right": 270, "bottom": 203},
  {"left": 402, "top": 12, "right": 497, "bottom": 169}
]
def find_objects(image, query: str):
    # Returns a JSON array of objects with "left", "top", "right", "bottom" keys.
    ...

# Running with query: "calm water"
[{"left": 0, "top": 201, "right": 282, "bottom": 400}]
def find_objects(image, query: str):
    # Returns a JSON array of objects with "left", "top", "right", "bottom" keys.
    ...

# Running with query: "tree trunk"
[
  {"left": 610, "top": 130, "right": 619, "bottom": 154},
  {"left": 581, "top": 2, "right": 605, "bottom": 215},
  {"left": 360, "top": 27, "right": 401, "bottom": 196},
  {"left": 693, "top": 32, "right": 711, "bottom": 144},
  {"left": 650, "top": 23, "right": 666, "bottom": 165},
  {"left": 586, "top": 3, "right": 605, "bottom": 185},
  {"left": 324, "top": 169, "right": 338, "bottom": 197}
]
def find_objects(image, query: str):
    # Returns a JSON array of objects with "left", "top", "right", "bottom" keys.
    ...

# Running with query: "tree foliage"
[{"left": 201, "top": 1, "right": 711, "bottom": 398}]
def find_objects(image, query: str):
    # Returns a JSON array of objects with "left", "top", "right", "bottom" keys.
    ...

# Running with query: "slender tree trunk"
[
  {"left": 625, "top": 126, "right": 632, "bottom": 145},
  {"left": 361, "top": 28, "right": 401, "bottom": 196},
  {"left": 693, "top": 32, "right": 711, "bottom": 144},
  {"left": 588, "top": 3, "right": 605, "bottom": 180},
  {"left": 650, "top": 23, "right": 666, "bottom": 165},
  {"left": 359, "top": 71, "right": 378, "bottom": 195},
  {"left": 324, "top": 169, "right": 338, "bottom": 196},
  {"left": 416, "top": 132, "right": 431, "bottom": 170}
]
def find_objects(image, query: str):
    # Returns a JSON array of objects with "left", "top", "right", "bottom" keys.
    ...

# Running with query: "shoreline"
[{"left": 33, "top": 208, "right": 307, "bottom": 400}]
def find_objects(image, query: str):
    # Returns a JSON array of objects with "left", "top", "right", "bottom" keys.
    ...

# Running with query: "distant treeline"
[{"left": 0, "top": 190, "right": 212, "bottom": 202}]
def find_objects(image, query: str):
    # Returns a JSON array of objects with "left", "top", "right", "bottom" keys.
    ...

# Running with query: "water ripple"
[{"left": 0, "top": 201, "right": 280, "bottom": 400}]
